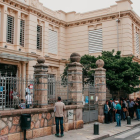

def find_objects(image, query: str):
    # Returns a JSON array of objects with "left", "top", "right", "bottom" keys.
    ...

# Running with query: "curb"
[
  {"left": 92, "top": 134, "right": 109, "bottom": 140},
  {"left": 92, "top": 123, "right": 140, "bottom": 140}
]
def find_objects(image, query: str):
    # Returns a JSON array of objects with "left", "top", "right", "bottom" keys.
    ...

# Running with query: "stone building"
[{"left": 0, "top": 0, "right": 140, "bottom": 99}]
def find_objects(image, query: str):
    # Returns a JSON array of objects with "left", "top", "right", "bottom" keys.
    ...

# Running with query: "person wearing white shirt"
[
  {"left": 25, "top": 92, "right": 32, "bottom": 108},
  {"left": 26, "top": 85, "right": 30, "bottom": 95}
]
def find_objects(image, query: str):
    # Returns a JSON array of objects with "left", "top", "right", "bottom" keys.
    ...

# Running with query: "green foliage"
[{"left": 61, "top": 50, "right": 140, "bottom": 94}]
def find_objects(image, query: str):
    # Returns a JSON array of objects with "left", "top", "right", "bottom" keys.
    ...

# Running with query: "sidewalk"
[{"left": 31, "top": 120, "right": 140, "bottom": 140}]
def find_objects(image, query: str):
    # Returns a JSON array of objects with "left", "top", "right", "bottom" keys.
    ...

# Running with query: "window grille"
[
  {"left": 7, "top": 15, "right": 14, "bottom": 44},
  {"left": 136, "top": 33, "right": 139, "bottom": 55},
  {"left": 20, "top": 20, "right": 25, "bottom": 47},
  {"left": 88, "top": 28, "right": 103, "bottom": 53},
  {"left": 37, "top": 25, "right": 42, "bottom": 50},
  {"left": 48, "top": 29, "right": 58, "bottom": 54}
]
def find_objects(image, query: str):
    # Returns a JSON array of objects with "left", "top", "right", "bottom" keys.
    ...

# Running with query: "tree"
[{"left": 61, "top": 50, "right": 140, "bottom": 95}]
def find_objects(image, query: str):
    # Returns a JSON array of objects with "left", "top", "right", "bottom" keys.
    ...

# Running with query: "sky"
[{"left": 39, "top": 0, "right": 140, "bottom": 16}]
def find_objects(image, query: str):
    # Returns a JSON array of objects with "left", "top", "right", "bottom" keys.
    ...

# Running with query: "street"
[{"left": 104, "top": 126, "right": 140, "bottom": 140}]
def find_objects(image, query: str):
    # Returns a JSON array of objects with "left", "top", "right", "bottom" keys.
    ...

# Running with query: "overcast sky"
[{"left": 39, "top": 0, "right": 140, "bottom": 16}]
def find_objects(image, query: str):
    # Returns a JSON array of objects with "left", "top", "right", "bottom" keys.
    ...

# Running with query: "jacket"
[{"left": 104, "top": 104, "right": 109, "bottom": 114}]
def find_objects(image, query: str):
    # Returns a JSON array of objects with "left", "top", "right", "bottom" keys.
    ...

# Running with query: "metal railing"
[{"left": 0, "top": 74, "right": 73, "bottom": 110}]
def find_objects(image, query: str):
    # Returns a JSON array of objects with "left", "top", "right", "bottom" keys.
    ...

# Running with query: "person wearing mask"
[
  {"left": 54, "top": 97, "right": 65, "bottom": 137},
  {"left": 129, "top": 99, "right": 135, "bottom": 119},
  {"left": 115, "top": 100, "right": 121, "bottom": 127},
  {"left": 108, "top": 99, "right": 113, "bottom": 123},
  {"left": 104, "top": 101, "right": 110, "bottom": 124}
]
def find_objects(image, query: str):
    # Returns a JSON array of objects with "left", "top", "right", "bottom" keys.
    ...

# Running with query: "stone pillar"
[
  {"left": 33, "top": 57, "right": 48, "bottom": 108},
  {"left": 67, "top": 53, "right": 83, "bottom": 105},
  {"left": 94, "top": 59, "right": 106, "bottom": 123}
]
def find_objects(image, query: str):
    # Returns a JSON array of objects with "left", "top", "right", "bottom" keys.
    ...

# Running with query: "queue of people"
[{"left": 104, "top": 98, "right": 140, "bottom": 127}]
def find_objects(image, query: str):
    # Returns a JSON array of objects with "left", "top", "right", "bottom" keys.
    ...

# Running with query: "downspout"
[{"left": 116, "top": 12, "right": 121, "bottom": 51}]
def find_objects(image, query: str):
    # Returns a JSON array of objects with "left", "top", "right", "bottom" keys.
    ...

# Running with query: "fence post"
[
  {"left": 33, "top": 57, "right": 48, "bottom": 108},
  {"left": 94, "top": 59, "right": 106, "bottom": 123},
  {"left": 67, "top": 53, "right": 83, "bottom": 105}
]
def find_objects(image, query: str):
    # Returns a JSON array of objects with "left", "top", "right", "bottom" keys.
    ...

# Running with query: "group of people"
[
  {"left": 8, "top": 85, "right": 32, "bottom": 109},
  {"left": 104, "top": 98, "right": 140, "bottom": 127}
]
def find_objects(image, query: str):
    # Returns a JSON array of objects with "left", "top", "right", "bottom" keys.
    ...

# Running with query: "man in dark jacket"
[{"left": 108, "top": 99, "right": 113, "bottom": 123}]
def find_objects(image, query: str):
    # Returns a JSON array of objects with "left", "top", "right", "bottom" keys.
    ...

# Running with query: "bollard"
[
  {"left": 127, "top": 116, "right": 131, "bottom": 125},
  {"left": 94, "top": 123, "right": 99, "bottom": 135}
]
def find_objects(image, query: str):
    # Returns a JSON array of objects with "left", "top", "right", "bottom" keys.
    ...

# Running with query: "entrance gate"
[{"left": 82, "top": 84, "right": 98, "bottom": 123}]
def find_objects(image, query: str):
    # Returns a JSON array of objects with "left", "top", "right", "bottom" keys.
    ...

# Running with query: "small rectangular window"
[
  {"left": 88, "top": 29, "right": 103, "bottom": 53},
  {"left": 136, "top": 33, "right": 139, "bottom": 55},
  {"left": 20, "top": 20, "right": 25, "bottom": 47},
  {"left": 48, "top": 29, "right": 58, "bottom": 54},
  {"left": 37, "top": 25, "right": 42, "bottom": 50},
  {"left": 7, "top": 15, "right": 14, "bottom": 44}
]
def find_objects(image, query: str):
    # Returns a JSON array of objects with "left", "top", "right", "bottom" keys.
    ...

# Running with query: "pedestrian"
[
  {"left": 115, "top": 100, "right": 121, "bottom": 127},
  {"left": 129, "top": 99, "right": 135, "bottom": 119},
  {"left": 25, "top": 92, "right": 32, "bottom": 108},
  {"left": 26, "top": 85, "right": 30, "bottom": 95},
  {"left": 112, "top": 98, "right": 116, "bottom": 122},
  {"left": 121, "top": 99, "right": 126, "bottom": 121},
  {"left": 54, "top": 97, "right": 65, "bottom": 137},
  {"left": 135, "top": 98, "right": 140, "bottom": 121},
  {"left": 104, "top": 100, "right": 109, "bottom": 124},
  {"left": 108, "top": 99, "right": 113, "bottom": 123}
]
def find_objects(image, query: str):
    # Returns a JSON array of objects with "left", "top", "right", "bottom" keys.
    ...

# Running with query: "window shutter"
[
  {"left": 20, "top": 20, "right": 25, "bottom": 47},
  {"left": 136, "top": 33, "right": 139, "bottom": 55},
  {"left": 88, "top": 29, "right": 103, "bottom": 53},
  {"left": 48, "top": 29, "right": 58, "bottom": 54},
  {"left": 7, "top": 15, "right": 14, "bottom": 44},
  {"left": 37, "top": 25, "right": 42, "bottom": 50}
]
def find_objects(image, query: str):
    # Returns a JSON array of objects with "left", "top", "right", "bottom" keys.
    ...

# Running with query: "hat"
[
  {"left": 115, "top": 101, "right": 119, "bottom": 103},
  {"left": 110, "top": 98, "right": 113, "bottom": 100}
]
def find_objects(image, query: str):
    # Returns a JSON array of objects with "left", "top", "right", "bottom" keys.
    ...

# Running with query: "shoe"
[
  {"left": 61, "top": 134, "right": 64, "bottom": 137},
  {"left": 55, "top": 134, "right": 59, "bottom": 137},
  {"left": 115, "top": 125, "right": 119, "bottom": 127}
]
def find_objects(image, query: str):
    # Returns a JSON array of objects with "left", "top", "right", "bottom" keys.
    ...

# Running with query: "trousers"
[{"left": 55, "top": 117, "right": 64, "bottom": 135}]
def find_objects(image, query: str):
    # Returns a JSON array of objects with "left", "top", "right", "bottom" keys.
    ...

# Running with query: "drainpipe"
[{"left": 116, "top": 18, "right": 120, "bottom": 51}]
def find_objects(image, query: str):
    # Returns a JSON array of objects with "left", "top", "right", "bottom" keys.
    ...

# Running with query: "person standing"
[
  {"left": 129, "top": 99, "right": 135, "bottom": 119},
  {"left": 108, "top": 99, "right": 113, "bottom": 123},
  {"left": 112, "top": 99, "right": 116, "bottom": 122},
  {"left": 104, "top": 101, "right": 109, "bottom": 124},
  {"left": 25, "top": 92, "right": 32, "bottom": 108},
  {"left": 136, "top": 98, "right": 140, "bottom": 121},
  {"left": 26, "top": 85, "right": 30, "bottom": 95},
  {"left": 54, "top": 97, "right": 65, "bottom": 137},
  {"left": 115, "top": 100, "right": 121, "bottom": 127},
  {"left": 121, "top": 100, "right": 126, "bottom": 120}
]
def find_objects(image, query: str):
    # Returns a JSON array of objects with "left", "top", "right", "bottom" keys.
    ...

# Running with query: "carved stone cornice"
[{"left": 1, "top": 0, "right": 140, "bottom": 28}]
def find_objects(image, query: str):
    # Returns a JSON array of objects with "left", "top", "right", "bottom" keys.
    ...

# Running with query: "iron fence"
[{"left": 0, "top": 74, "right": 73, "bottom": 110}]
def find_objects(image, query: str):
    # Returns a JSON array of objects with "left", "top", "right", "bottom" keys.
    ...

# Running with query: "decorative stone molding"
[
  {"left": 2, "top": 0, "right": 140, "bottom": 28},
  {"left": 21, "top": 13, "right": 26, "bottom": 20},
  {"left": 8, "top": 8, "right": 16, "bottom": 16},
  {"left": 37, "top": 19, "right": 43, "bottom": 26}
]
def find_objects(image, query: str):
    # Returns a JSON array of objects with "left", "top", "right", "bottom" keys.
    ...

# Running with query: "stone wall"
[{"left": 0, "top": 105, "right": 83, "bottom": 140}]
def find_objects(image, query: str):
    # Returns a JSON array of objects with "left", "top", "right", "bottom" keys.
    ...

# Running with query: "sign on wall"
[
  {"left": 30, "top": 84, "right": 33, "bottom": 89},
  {"left": 68, "top": 110, "right": 73, "bottom": 123}
]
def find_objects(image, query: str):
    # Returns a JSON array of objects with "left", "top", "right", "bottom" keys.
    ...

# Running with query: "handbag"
[{"left": 123, "top": 108, "right": 127, "bottom": 112}]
